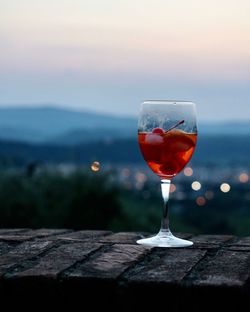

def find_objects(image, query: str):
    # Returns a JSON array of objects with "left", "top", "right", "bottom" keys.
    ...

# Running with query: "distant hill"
[
  {"left": 51, "top": 128, "right": 136, "bottom": 145},
  {"left": 0, "top": 106, "right": 250, "bottom": 144},
  {"left": 200, "top": 122, "right": 250, "bottom": 135},
  {"left": 0, "top": 106, "right": 137, "bottom": 143},
  {"left": 0, "top": 135, "right": 250, "bottom": 167}
]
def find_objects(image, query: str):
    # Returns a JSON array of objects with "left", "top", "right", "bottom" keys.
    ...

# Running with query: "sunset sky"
[{"left": 0, "top": 0, "right": 250, "bottom": 121}]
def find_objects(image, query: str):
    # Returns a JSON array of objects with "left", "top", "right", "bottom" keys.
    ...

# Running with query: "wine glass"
[{"left": 137, "top": 100, "right": 197, "bottom": 247}]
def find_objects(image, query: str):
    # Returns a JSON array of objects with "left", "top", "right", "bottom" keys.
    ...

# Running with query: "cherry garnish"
[{"left": 152, "top": 127, "right": 164, "bottom": 135}]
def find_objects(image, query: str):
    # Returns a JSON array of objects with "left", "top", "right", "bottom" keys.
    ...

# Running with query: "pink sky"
[{"left": 0, "top": 0, "right": 250, "bottom": 120}]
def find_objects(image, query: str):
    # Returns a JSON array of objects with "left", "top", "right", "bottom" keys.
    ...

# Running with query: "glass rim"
[{"left": 142, "top": 100, "right": 195, "bottom": 105}]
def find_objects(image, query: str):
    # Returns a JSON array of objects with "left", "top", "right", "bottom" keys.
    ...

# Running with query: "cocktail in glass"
[{"left": 137, "top": 100, "right": 197, "bottom": 247}]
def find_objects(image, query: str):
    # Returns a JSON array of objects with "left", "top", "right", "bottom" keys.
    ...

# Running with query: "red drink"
[{"left": 138, "top": 128, "right": 197, "bottom": 179}]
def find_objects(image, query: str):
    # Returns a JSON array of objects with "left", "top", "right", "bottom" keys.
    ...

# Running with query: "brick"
[
  {"left": 192, "top": 235, "right": 234, "bottom": 245},
  {"left": 190, "top": 250, "right": 250, "bottom": 287},
  {"left": 0, "top": 240, "right": 54, "bottom": 277},
  {"left": 128, "top": 249, "right": 206, "bottom": 284},
  {"left": 67, "top": 244, "right": 152, "bottom": 280},
  {"left": 57, "top": 230, "right": 111, "bottom": 242},
  {"left": 10, "top": 242, "right": 102, "bottom": 279}
]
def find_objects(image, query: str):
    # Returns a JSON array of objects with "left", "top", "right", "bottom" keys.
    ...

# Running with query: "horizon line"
[{"left": 0, "top": 102, "right": 250, "bottom": 123}]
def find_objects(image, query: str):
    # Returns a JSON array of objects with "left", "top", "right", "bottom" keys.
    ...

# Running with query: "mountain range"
[
  {"left": 0, "top": 106, "right": 249, "bottom": 144},
  {"left": 0, "top": 106, "right": 136, "bottom": 144}
]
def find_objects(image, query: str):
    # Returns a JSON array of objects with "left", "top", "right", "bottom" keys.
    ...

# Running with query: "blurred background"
[{"left": 0, "top": 0, "right": 250, "bottom": 235}]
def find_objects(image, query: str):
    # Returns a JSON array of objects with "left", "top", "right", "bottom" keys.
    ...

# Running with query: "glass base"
[{"left": 136, "top": 230, "right": 193, "bottom": 248}]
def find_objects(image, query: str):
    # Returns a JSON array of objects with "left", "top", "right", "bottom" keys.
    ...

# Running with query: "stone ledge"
[{"left": 0, "top": 229, "right": 249, "bottom": 311}]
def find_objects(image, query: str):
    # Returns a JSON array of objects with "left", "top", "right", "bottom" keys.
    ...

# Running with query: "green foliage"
[
  {"left": 0, "top": 170, "right": 249, "bottom": 236},
  {"left": 0, "top": 171, "right": 122, "bottom": 229}
]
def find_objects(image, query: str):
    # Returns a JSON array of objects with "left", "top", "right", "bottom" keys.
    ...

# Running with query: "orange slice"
[{"left": 164, "top": 129, "right": 196, "bottom": 152}]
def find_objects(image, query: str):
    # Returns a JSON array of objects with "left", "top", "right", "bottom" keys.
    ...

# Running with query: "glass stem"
[{"left": 160, "top": 179, "right": 172, "bottom": 235}]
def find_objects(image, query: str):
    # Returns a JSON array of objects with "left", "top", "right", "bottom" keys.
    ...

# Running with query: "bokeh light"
[
  {"left": 205, "top": 190, "right": 214, "bottom": 200},
  {"left": 170, "top": 183, "right": 176, "bottom": 193},
  {"left": 91, "top": 161, "right": 100, "bottom": 172},
  {"left": 135, "top": 172, "right": 147, "bottom": 183},
  {"left": 220, "top": 183, "right": 231, "bottom": 193},
  {"left": 191, "top": 181, "right": 201, "bottom": 191},
  {"left": 184, "top": 167, "right": 193, "bottom": 177},
  {"left": 196, "top": 196, "right": 206, "bottom": 206},
  {"left": 121, "top": 168, "right": 130, "bottom": 177},
  {"left": 239, "top": 173, "right": 249, "bottom": 183}
]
